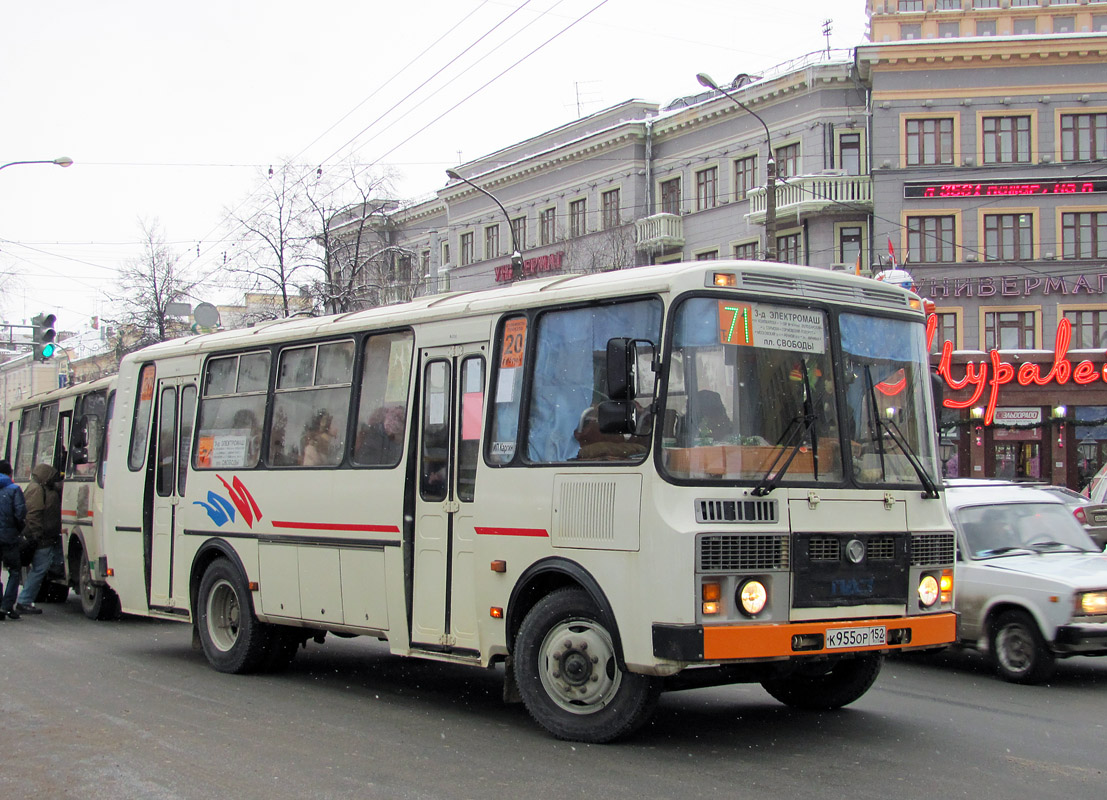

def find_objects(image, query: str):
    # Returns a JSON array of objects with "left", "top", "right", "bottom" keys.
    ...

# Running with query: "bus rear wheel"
[
  {"left": 78, "top": 551, "right": 119, "bottom": 620},
  {"left": 514, "top": 588, "right": 659, "bottom": 743},
  {"left": 761, "top": 653, "right": 883, "bottom": 710},
  {"left": 197, "top": 559, "right": 269, "bottom": 674}
]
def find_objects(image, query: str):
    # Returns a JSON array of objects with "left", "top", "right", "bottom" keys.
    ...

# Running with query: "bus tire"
[
  {"left": 761, "top": 653, "right": 883, "bottom": 710},
  {"left": 989, "top": 609, "right": 1054, "bottom": 684},
  {"left": 263, "top": 628, "right": 302, "bottom": 673},
  {"left": 514, "top": 588, "right": 659, "bottom": 743},
  {"left": 197, "top": 559, "right": 269, "bottom": 674},
  {"left": 78, "top": 552, "right": 120, "bottom": 620}
]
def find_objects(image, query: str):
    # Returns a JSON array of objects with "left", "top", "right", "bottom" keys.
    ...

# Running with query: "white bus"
[
  {"left": 101, "top": 260, "right": 957, "bottom": 742},
  {"left": 4, "top": 375, "right": 120, "bottom": 618}
]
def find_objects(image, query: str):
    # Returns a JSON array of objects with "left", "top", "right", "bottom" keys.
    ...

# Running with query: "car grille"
[
  {"left": 910, "top": 533, "right": 956, "bottom": 566},
  {"left": 698, "top": 533, "right": 789, "bottom": 571}
]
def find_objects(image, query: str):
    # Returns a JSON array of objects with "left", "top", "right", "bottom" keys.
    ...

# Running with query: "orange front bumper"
[{"left": 701, "top": 612, "right": 958, "bottom": 661}]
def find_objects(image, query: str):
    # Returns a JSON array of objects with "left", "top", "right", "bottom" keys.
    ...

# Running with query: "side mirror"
[
  {"left": 606, "top": 337, "right": 635, "bottom": 401},
  {"left": 599, "top": 337, "right": 656, "bottom": 435}
]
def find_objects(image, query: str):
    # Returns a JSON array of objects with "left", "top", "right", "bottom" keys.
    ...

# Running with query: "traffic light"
[{"left": 32, "top": 312, "right": 57, "bottom": 360}]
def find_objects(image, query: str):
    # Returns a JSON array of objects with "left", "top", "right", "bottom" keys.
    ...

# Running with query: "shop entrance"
[{"left": 993, "top": 441, "right": 1040, "bottom": 480}]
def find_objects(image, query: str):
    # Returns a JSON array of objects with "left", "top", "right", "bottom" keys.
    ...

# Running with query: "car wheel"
[
  {"left": 196, "top": 559, "right": 270, "bottom": 674},
  {"left": 988, "top": 609, "right": 1054, "bottom": 684},
  {"left": 514, "top": 588, "right": 659, "bottom": 743},
  {"left": 761, "top": 653, "right": 883, "bottom": 710}
]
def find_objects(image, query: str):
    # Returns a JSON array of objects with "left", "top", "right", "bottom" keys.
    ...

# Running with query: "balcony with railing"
[
  {"left": 747, "top": 173, "right": 872, "bottom": 224},
  {"left": 634, "top": 212, "right": 685, "bottom": 251}
]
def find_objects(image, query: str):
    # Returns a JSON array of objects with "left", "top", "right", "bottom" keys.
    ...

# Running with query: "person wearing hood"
[
  {"left": 0, "top": 459, "right": 28, "bottom": 620},
  {"left": 14, "top": 463, "right": 63, "bottom": 615}
]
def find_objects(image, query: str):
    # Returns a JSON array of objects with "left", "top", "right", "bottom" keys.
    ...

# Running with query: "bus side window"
[{"left": 457, "top": 356, "right": 485, "bottom": 502}]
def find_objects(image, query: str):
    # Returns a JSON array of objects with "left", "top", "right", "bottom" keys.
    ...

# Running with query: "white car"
[{"left": 944, "top": 479, "right": 1107, "bottom": 683}]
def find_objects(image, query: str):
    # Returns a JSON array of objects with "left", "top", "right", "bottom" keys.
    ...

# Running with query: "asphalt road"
[{"left": 1, "top": 596, "right": 1104, "bottom": 800}]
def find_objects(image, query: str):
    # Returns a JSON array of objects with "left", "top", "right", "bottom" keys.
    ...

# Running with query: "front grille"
[
  {"left": 696, "top": 498, "right": 777, "bottom": 524},
  {"left": 808, "top": 536, "right": 840, "bottom": 561},
  {"left": 868, "top": 536, "right": 896, "bottom": 561},
  {"left": 699, "top": 534, "right": 789, "bottom": 571},
  {"left": 911, "top": 533, "right": 956, "bottom": 566}
]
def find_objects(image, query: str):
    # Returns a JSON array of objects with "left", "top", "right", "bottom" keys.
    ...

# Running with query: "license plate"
[
  {"left": 1090, "top": 512, "right": 1107, "bottom": 525},
  {"left": 825, "top": 625, "right": 886, "bottom": 649}
]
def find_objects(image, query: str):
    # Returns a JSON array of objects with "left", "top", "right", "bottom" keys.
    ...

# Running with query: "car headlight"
[
  {"left": 918, "top": 574, "right": 940, "bottom": 608},
  {"left": 738, "top": 579, "right": 768, "bottom": 617},
  {"left": 1076, "top": 591, "right": 1107, "bottom": 616}
]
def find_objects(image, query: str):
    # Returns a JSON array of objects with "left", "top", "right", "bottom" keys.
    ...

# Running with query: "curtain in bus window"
[{"left": 527, "top": 299, "right": 662, "bottom": 463}]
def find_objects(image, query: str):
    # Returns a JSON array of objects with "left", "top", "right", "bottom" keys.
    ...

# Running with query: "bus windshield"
[
  {"left": 839, "top": 312, "right": 939, "bottom": 489},
  {"left": 662, "top": 297, "right": 843, "bottom": 483}
]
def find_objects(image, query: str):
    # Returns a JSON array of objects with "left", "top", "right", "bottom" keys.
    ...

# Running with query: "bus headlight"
[
  {"left": 1076, "top": 591, "right": 1107, "bottom": 616},
  {"left": 738, "top": 579, "right": 768, "bottom": 617},
  {"left": 918, "top": 574, "right": 939, "bottom": 608}
]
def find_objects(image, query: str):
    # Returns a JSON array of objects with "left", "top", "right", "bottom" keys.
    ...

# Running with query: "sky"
[{"left": 0, "top": 0, "right": 869, "bottom": 333}]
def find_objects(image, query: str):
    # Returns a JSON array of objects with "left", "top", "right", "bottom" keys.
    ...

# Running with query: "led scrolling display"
[{"left": 904, "top": 178, "right": 1107, "bottom": 199}]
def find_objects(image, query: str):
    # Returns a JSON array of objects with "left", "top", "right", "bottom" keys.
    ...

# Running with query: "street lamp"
[
  {"left": 445, "top": 168, "right": 524, "bottom": 281},
  {"left": 696, "top": 72, "right": 777, "bottom": 262},
  {"left": 0, "top": 156, "right": 74, "bottom": 172}
]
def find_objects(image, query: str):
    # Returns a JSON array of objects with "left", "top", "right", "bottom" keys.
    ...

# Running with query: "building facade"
[{"left": 327, "top": 1, "right": 1107, "bottom": 489}]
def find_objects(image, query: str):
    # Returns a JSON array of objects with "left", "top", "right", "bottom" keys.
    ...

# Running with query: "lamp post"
[
  {"left": 696, "top": 72, "right": 777, "bottom": 262},
  {"left": 446, "top": 168, "right": 524, "bottom": 280},
  {"left": 0, "top": 156, "right": 74, "bottom": 172}
]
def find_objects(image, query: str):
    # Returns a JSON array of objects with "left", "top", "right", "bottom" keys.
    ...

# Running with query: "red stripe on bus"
[
  {"left": 270, "top": 520, "right": 400, "bottom": 533},
  {"left": 474, "top": 527, "right": 549, "bottom": 538},
  {"left": 61, "top": 509, "right": 94, "bottom": 518}
]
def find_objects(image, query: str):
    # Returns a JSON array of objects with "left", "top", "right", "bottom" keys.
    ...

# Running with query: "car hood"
[{"left": 981, "top": 553, "right": 1107, "bottom": 588}]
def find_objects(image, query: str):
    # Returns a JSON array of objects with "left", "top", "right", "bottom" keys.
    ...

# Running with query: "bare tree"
[
  {"left": 106, "top": 218, "right": 198, "bottom": 351},
  {"left": 567, "top": 223, "right": 639, "bottom": 275},
  {"left": 223, "top": 160, "right": 408, "bottom": 319}
]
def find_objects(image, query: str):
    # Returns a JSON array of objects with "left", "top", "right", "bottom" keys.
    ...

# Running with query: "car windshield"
[{"left": 955, "top": 501, "right": 1097, "bottom": 558}]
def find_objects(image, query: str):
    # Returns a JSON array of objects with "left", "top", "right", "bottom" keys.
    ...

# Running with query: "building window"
[
  {"left": 460, "top": 232, "right": 473, "bottom": 266},
  {"left": 734, "top": 241, "right": 759, "bottom": 260},
  {"left": 898, "top": 0, "right": 923, "bottom": 9},
  {"left": 975, "top": 19, "right": 997, "bottom": 35},
  {"left": 936, "top": 0, "right": 961, "bottom": 8},
  {"left": 1062, "top": 212, "right": 1107, "bottom": 259},
  {"left": 907, "top": 215, "right": 957, "bottom": 263},
  {"left": 570, "top": 198, "right": 587, "bottom": 238},
  {"left": 984, "top": 310, "right": 1036, "bottom": 350},
  {"left": 900, "top": 23, "right": 922, "bottom": 39},
  {"left": 540, "top": 207, "right": 556, "bottom": 245},
  {"left": 1012, "top": 18, "right": 1036, "bottom": 34},
  {"left": 601, "top": 188, "right": 621, "bottom": 229},
  {"left": 983, "top": 116, "right": 1031, "bottom": 164},
  {"left": 984, "top": 213, "right": 1033, "bottom": 261},
  {"left": 932, "top": 312, "right": 959, "bottom": 352},
  {"left": 484, "top": 225, "right": 499, "bottom": 260},
  {"left": 734, "top": 156, "right": 757, "bottom": 200},
  {"left": 1094, "top": 15, "right": 1107, "bottom": 33},
  {"left": 905, "top": 118, "right": 955, "bottom": 166},
  {"left": 442, "top": 242, "right": 450, "bottom": 266},
  {"left": 1061, "top": 113, "right": 1107, "bottom": 161},
  {"left": 774, "top": 143, "right": 800, "bottom": 178},
  {"left": 660, "top": 177, "right": 681, "bottom": 215},
  {"left": 696, "top": 167, "right": 718, "bottom": 211},
  {"left": 695, "top": 250, "right": 718, "bottom": 261},
  {"left": 971, "top": 0, "right": 998, "bottom": 7},
  {"left": 1053, "top": 16, "right": 1075, "bottom": 33},
  {"left": 1010, "top": 0, "right": 1037, "bottom": 6},
  {"left": 511, "top": 216, "right": 526, "bottom": 251},
  {"left": 1064, "top": 309, "right": 1107, "bottom": 349},
  {"left": 777, "top": 232, "right": 802, "bottom": 265},
  {"left": 839, "top": 226, "right": 863, "bottom": 267},
  {"left": 939, "top": 21, "right": 961, "bottom": 37},
  {"left": 838, "top": 134, "right": 862, "bottom": 175}
]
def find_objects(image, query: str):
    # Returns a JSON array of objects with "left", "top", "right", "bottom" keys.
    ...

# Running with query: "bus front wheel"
[
  {"left": 197, "top": 559, "right": 269, "bottom": 674},
  {"left": 514, "top": 588, "right": 659, "bottom": 743},
  {"left": 761, "top": 653, "right": 883, "bottom": 710}
]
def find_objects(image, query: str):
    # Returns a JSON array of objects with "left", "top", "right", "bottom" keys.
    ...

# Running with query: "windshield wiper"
[
  {"left": 863, "top": 366, "right": 940, "bottom": 499},
  {"left": 752, "top": 359, "right": 819, "bottom": 496},
  {"left": 978, "top": 546, "right": 1035, "bottom": 557},
  {"left": 1029, "top": 541, "right": 1090, "bottom": 553}
]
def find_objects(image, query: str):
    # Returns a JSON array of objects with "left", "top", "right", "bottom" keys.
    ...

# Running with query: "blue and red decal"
[{"left": 195, "top": 475, "right": 264, "bottom": 528}]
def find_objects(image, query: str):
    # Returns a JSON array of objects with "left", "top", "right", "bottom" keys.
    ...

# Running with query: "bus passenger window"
[
  {"left": 420, "top": 360, "right": 450, "bottom": 501},
  {"left": 352, "top": 331, "right": 414, "bottom": 468},
  {"left": 457, "top": 356, "right": 485, "bottom": 502}
]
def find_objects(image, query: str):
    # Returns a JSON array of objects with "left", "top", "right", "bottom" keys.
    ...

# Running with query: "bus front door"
[
  {"left": 148, "top": 379, "right": 197, "bottom": 610},
  {"left": 411, "top": 345, "right": 486, "bottom": 654}
]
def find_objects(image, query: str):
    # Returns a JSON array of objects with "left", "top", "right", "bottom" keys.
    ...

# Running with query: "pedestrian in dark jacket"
[
  {"left": 15, "top": 463, "right": 63, "bottom": 614},
  {"left": 0, "top": 459, "right": 28, "bottom": 620}
]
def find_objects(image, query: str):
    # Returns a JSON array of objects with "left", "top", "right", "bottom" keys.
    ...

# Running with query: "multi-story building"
[
  {"left": 327, "top": 1, "right": 1107, "bottom": 490},
  {"left": 861, "top": 0, "right": 1107, "bottom": 487}
]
